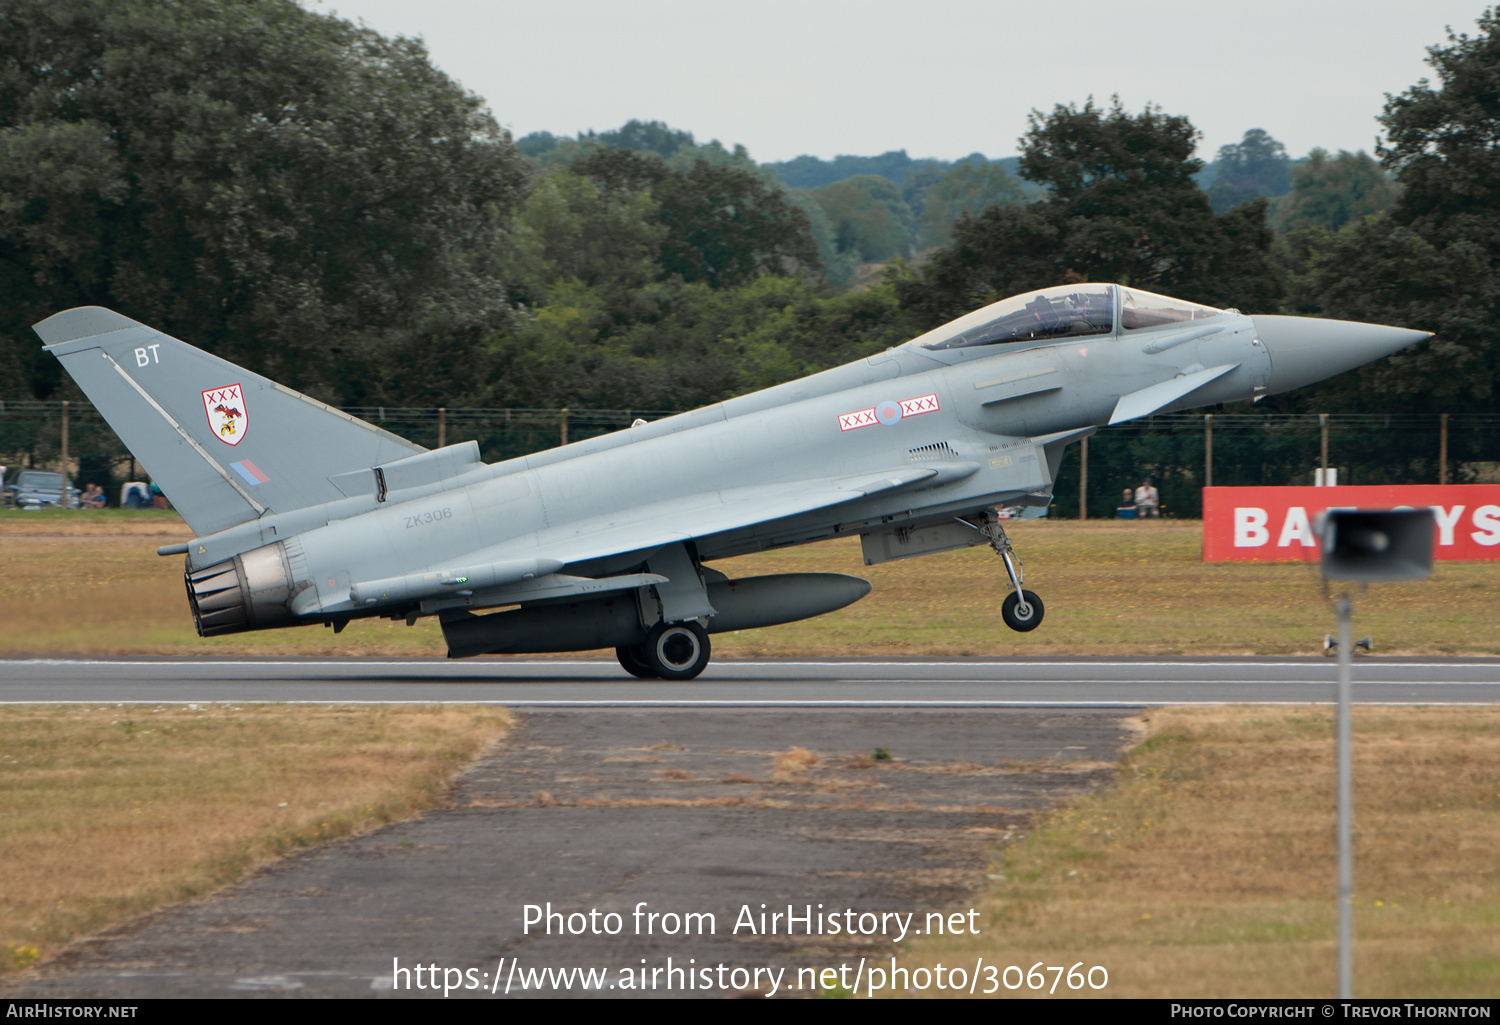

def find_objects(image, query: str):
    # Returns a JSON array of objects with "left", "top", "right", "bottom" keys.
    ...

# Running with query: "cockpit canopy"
[{"left": 913, "top": 283, "right": 1223, "bottom": 352}]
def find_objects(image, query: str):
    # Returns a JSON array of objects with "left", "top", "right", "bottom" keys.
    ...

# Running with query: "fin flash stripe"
[{"left": 230, "top": 460, "right": 270, "bottom": 486}]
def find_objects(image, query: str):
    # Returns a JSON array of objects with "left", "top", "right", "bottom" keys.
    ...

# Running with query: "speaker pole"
[{"left": 1336, "top": 592, "right": 1354, "bottom": 999}]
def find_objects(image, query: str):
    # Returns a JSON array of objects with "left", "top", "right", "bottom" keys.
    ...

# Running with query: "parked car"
[{"left": 6, "top": 470, "right": 80, "bottom": 509}]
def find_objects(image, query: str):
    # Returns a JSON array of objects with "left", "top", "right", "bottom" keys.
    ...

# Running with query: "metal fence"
[
  {"left": 1055, "top": 412, "right": 1500, "bottom": 518},
  {"left": 3, "top": 401, "right": 1497, "bottom": 517}
]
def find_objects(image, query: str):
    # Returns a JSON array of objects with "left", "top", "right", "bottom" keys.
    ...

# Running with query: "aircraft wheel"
[
  {"left": 644, "top": 621, "right": 711, "bottom": 680},
  {"left": 1001, "top": 590, "right": 1044, "bottom": 632},
  {"left": 616, "top": 644, "right": 659, "bottom": 679}
]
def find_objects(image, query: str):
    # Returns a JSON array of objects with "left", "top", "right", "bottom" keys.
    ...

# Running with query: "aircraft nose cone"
[{"left": 1253, "top": 315, "right": 1430, "bottom": 395}]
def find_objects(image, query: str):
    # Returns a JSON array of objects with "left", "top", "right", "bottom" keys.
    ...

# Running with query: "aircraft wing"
[
  {"left": 311, "top": 462, "right": 1001, "bottom": 617},
  {"left": 470, "top": 465, "right": 954, "bottom": 572}
]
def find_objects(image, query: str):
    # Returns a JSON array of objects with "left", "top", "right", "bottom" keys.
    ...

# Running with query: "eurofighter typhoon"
[{"left": 36, "top": 285, "right": 1427, "bottom": 679}]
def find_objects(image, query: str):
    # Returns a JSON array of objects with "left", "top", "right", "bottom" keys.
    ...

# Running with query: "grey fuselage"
[
  {"left": 41, "top": 282, "right": 1426, "bottom": 656},
  {"left": 187, "top": 297, "right": 1269, "bottom": 623}
]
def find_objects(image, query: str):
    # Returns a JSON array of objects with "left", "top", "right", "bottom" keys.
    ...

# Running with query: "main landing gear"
[
  {"left": 984, "top": 511, "right": 1044, "bottom": 632},
  {"left": 615, "top": 621, "right": 712, "bottom": 680}
]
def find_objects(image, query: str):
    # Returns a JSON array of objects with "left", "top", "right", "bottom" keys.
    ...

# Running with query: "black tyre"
[
  {"left": 1001, "top": 590, "right": 1044, "bottom": 632},
  {"left": 616, "top": 644, "right": 658, "bottom": 679},
  {"left": 643, "top": 621, "right": 712, "bottom": 680}
]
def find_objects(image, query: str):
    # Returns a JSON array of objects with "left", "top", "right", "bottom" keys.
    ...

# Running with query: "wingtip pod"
[{"left": 33, "top": 307, "right": 147, "bottom": 349}]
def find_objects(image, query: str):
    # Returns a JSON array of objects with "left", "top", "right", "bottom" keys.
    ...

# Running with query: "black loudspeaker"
[{"left": 1319, "top": 509, "right": 1435, "bottom": 583}]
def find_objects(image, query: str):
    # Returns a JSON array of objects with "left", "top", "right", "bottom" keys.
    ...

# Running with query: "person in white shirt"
[{"left": 1134, "top": 478, "right": 1159, "bottom": 518}]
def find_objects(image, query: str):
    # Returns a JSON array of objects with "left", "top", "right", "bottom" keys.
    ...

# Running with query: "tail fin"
[{"left": 35, "top": 307, "right": 424, "bottom": 536}]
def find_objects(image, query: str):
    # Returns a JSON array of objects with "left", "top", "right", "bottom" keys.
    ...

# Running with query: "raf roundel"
[
  {"left": 838, "top": 393, "right": 941, "bottom": 433},
  {"left": 202, "top": 384, "right": 248, "bottom": 446}
]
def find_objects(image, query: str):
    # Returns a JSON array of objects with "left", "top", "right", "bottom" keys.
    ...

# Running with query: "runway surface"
[
  {"left": 4, "top": 655, "right": 1499, "bottom": 704},
  {"left": 5, "top": 658, "right": 1498, "bottom": 999}
]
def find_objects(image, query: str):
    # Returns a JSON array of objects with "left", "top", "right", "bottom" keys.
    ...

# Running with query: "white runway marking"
[
  {"left": 10, "top": 658, "right": 1500, "bottom": 670},
  {"left": 6, "top": 657, "right": 1495, "bottom": 706},
  {"left": 5, "top": 699, "right": 1500, "bottom": 707}
]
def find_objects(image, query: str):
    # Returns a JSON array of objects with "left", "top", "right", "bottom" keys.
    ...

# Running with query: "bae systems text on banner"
[{"left": 1201, "top": 485, "right": 1500, "bottom": 562}]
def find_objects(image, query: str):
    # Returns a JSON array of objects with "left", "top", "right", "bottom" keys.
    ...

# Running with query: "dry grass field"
[
  {"left": 0, "top": 704, "right": 511, "bottom": 974},
  {"left": 2, "top": 513, "right": 1495, "bottom": 997},
  {"left": 2, "top": 702, "right": 1494, "bottom": 997},
  {"left": 896, "top": 705, "right": 1500, "bottom": 999},
  {"left": 2, "top": 509, "right": 1497, "bottom": 656}
]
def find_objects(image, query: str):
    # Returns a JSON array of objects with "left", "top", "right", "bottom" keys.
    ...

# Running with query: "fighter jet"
[{"left": 35, "top": 284, "right": 1427, "bottom": 679}]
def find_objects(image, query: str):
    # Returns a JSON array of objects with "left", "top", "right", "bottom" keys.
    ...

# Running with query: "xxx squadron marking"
[
  {"left": 203, "top": 384, "right": 248, "bottom": 446},
  {"left": 839, "top": 393, "right": 941, "bottom": 432}
]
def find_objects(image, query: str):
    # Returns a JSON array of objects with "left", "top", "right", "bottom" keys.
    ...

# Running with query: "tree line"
[{"left": 4, "top": 0, "right": 1500, "bottom": 498}]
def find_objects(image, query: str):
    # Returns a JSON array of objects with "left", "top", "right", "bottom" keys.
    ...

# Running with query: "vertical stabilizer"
[{"left": 35, "top": 307, "right": 425, "bottom": 536}]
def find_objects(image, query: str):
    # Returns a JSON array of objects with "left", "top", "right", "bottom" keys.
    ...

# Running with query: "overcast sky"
[{"left": 304, "top": 0, "right": 1488, "bottom": 164}]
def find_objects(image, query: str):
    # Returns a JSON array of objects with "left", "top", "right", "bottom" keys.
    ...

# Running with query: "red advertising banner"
[{"left": 1202, "top": 485, "right": 1500, "bottom": 562}]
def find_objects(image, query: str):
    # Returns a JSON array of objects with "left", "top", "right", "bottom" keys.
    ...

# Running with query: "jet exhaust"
[
  {"left": 441, "top": 572, "right": 871, "bottom": 658},
  {"left": 185, "top": 543, "right": 298, "bottom": 637}
]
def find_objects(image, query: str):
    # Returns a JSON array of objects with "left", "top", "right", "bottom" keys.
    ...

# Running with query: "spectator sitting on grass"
[{"left": 1134, "top": 478, "right": 1160, "bottom": 518}]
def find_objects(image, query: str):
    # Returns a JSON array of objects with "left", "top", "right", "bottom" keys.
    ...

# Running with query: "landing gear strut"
[{"left": 984, "top": 511, "right": 1044, "bottom": 632}]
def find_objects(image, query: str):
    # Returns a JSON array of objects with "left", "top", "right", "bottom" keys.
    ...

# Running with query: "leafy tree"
[
  {"left": 517, "top": 131, "right": 562, "bottom": 158},
  {"left": 481, "top": 276, "right": 919, "bottom": 411},
  {"left": 518, "top": 133, "right": 610, "bottom": 169},
  {"left": 900, "top": 160, "right": 946, "bottom": 227},
  {"left": 522, "top": 120, "right": 761, "bottom": 176},
  {"left": 0, "top": 0, "right": 527, "bottom": 404},
  {"left": 1205, "top": 128, "right": 1292, "bottom": 213},
  {"left": 597, "top": 119, "right": 698, "bottom": 160},
  {"left": 1282, "top": 221, "right": 1493, "bottom": 407},
  {"left": 1381, "top": 9, "right": 1500, "bottom": 255},
  {"left": 894, "top": 202, "right": 1065, "bottom": 325},
  {"left": 1271, "top": 149, "right": 1401, "bottom": 231},
  {"left": 914, "top": 156, "right": 1024, "bottom": 248},
  {"left": 898, "top": 98, "right": 1281, "bottom": 326},
  {"left": 765, "top": 150, "right": 925, "bottom": 190},
  {"left": 1284, "top": 9, "right": 1500, "bottom": 410},
  {"left": 783, "top": 190, "right": 860, "bottom": 289},
  {"left": 572, "top": 148, "right": 820, "bottom": 288},
  {"left": 501, "top": 168, "right": 666, "bottom": 307},
  {"left": 808, "top": 175, "right": 916, "bottom": 263}
]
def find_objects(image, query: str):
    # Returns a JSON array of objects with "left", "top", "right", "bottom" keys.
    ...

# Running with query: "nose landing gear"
[
  {"left": 1002, "top": 589, "right": 1044, "bottom": 631},
  {"left": 984, "top": 511, "right": 1044, "bottom": 632}
]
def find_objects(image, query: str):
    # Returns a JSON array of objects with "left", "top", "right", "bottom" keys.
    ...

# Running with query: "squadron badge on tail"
[{"left": 202, "top": 384, "right": 247, "bottom": 445}]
